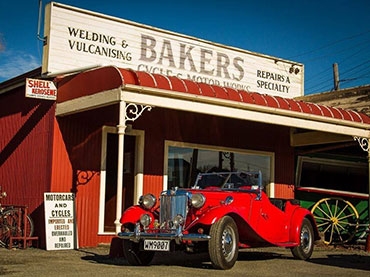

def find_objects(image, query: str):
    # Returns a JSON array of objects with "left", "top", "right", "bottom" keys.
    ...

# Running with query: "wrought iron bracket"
[
  {"left": 353, "top": 136, "right": 369, "bottom": 152},
  {"left": 76, "top": 170, "right": 99, "bottom": 186},
  {"left": 125, "top": 103, "right": 152, "bottom": 122}
]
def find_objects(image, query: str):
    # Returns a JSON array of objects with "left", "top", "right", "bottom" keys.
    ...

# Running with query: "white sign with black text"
[
  {"left": 42, "top": 2, "right": 304, "bottom": 98},
  {"left": 44, "top": 193, "right": 76, "bottom": 250}
]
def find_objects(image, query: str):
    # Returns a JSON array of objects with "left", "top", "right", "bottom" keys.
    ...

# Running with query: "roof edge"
[
  {"left": 0, "top": 67, "right": 42, "bottom": 95},
  {"left": 124, "top": 83, "right": 370, "bottom": 132}
]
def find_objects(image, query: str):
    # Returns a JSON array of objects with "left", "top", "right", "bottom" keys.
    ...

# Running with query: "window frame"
[
  {"left": 295, "top": 155, "right": 369, "bottom": 197},
  {"left": 163, "top": 140, "right": 275, "bottom": 195}
]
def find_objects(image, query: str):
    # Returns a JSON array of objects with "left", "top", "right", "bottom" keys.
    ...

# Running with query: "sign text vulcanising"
[
  {"left": 42, "top": 2, "right": 303, "bottom": 98},
  {"left": 44, "top": 193, "right": 76, "bottom": 250}
]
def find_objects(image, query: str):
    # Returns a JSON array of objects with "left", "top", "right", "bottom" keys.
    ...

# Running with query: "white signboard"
[
  {"left": 44, "top": 193, "right": 76, "bottom": 250},
  {"left": 25, "top": 78, "right": 57, "bottom": 100},
  {"left": 42, "top": 2, "right": 303, "bottom": 98}
]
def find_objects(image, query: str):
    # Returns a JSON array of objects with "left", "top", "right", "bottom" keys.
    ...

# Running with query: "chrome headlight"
[
  {"left": 191, "top": 193, "right": 205, "bottom": 209},
  {"left": 140, "top": 213, "right": 152, "bottom": 228},
  {"left": 139, "top": 193, "right": 156, "bottom": 210}
]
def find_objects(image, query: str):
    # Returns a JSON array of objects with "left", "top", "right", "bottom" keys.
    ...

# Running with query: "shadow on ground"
[
  {"left": 309, "top": 254, "right": 370, "bottom": 271},
  {"left": 79, "top": 249, "right": 128, "bottom": 266},
  {"left": 79, "top": 249, "right": 282, "bottom": 269},
  {"left": 79, "top": 247, "right": 370, "bottom": 272}
]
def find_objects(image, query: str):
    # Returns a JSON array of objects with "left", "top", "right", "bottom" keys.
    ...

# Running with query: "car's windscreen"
[{"left": 194, "top": 172, "right": 254, "bottom": 189}]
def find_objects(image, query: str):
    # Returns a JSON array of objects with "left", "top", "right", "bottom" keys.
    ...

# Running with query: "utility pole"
[{"left": 333, "top": 63, "right": 340, "bottom": 91}]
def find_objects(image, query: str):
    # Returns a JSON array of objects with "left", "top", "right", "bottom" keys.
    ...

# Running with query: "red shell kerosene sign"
[{"left": 25, "top": 78, "right": 57, "bottom": 100}]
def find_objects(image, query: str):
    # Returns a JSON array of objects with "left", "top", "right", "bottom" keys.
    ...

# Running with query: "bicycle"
[{"left": 0, "top": 186, "right": 35, "bottom": 248}]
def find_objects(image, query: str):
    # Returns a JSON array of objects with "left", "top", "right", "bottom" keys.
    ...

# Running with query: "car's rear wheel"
[
  {"left": 291, "top": 218, "right": 314, "bottom": 260},
  {"left": 122, "top": 227, "right": 155, "bottom": 266},
  {"left": 208, "top": 216, "right": 239, "bottom": 270}
]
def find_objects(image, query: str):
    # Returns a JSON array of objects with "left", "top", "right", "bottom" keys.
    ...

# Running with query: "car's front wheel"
[
  {"left": 122, "top": 227, "right": 155, "bottom": 266},
  {"left": 208, "top": 216, "right": 239, "bottom": 270},
  {"left": 291, "top": 218, "right": 314, "bottom": 260}
]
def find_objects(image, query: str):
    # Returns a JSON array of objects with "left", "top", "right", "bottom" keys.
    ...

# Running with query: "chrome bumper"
[{"left": 118, "top": 223, "right": 211, "bottom": 244}]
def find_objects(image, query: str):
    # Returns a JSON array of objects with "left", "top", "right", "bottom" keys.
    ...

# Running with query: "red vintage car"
[{"left": 118, "top": 171, "right": 320, "bottom": 269}]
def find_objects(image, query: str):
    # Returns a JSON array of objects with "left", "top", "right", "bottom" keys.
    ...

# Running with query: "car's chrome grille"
[{"left": 159, "top": 192, "right": 188, "bottom": 229}]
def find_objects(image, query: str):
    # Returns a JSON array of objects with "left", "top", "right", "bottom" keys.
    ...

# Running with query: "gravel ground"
[{"left": 1, "top": 244, "right": 370, "bottom": 276}]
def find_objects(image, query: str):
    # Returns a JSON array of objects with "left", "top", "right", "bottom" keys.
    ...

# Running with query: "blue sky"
[{"left": 0, "top": 0, "right": 369, "bottom": 95}]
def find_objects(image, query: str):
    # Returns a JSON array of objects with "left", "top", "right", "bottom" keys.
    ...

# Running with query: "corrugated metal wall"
[
  {"left": 134, "top": 107, "right": 295, "bottom": 199},
  {"left": 52, "top": 107, "right": 118, "bottom": 247},
  {"left": 51, "top": 119, "right": 100, "bottom": 246},
  {"left": 0, "top": 87, "right": 55, "bottom": 246},
  {"left": 51, "top": 118, "right": 73, "bottom": 192},
  {"left": 143, "top": 175, "right": 163, "bottom": 197},
  {"left": 274, "top": 184, "right": 295, "bottom": 199},
  {"left": 1, "top": 86, "right": 296, "bottom": 247}
]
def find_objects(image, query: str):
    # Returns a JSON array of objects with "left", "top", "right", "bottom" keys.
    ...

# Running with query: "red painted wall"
[
  {"left": 1, "top": 87, "right": 295, "bottom": 247},
  {"left": 51, "top": 106, "right": 119, "bottom": 246},
  {"left": 133, "top": 107, "right": 295, "bottom": 198},
  {"left": 0, "top": 87, "right": 55, "bottom": 246}
]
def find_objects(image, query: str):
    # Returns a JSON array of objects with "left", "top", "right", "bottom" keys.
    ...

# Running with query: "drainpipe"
[{"left": 115, "top": 100, "right": 126, "bottom": 234}]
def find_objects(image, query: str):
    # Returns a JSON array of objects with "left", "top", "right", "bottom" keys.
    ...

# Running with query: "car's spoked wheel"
[
  {"left": 291, "top": 218, "right": 314, "bottom": 260},
  {"left": 311, "top": 197, "right": 359, "bottom": 245},
  {"left": 122, "top": 227, "right": 155, "bottom": 266},
  {"left": 209, "top": 216, "right": 239, "bottom": 270}
]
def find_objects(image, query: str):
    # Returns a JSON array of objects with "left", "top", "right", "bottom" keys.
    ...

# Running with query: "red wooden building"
[
  {"left": 1, "top": 66, "right": 370, "bottom": 248},
  {"left": 1, "top": 2, "right": 370, "bottom": 248}
]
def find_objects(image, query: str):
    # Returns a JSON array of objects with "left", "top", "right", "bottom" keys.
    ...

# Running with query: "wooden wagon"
[{"left": 295, "top": 155, "right": 369, "bottom": 245}]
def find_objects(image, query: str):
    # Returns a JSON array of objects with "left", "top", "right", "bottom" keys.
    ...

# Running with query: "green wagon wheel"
[{"left": 311, "top": 197, "right": 359, "bottom": 245}]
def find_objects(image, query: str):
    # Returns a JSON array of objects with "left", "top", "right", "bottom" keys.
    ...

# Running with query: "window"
[
  {"left": 296, "top": 156, "right": 368, "bottom": 194},
  {"left": 166, "top": 142, "right": 273, "bottom": 189}
]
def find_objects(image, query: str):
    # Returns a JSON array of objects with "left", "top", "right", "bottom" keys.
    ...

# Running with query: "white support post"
[
  {"left": 113, "top": 100, "right": 152, "bottom": 234},
  {"left": 115, "top": 100, "right": 126, "bottom": 234}
]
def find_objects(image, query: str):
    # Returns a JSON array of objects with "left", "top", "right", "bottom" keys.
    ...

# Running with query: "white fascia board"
[
  {"left": 55, "top": 88, "right": 121, "bottom": 116},
  {"left": 121, "top": 87, "right": 370, "bottom": 138},
  {"left": 55, "top": 86, "right": 370, "bottom": 138}
]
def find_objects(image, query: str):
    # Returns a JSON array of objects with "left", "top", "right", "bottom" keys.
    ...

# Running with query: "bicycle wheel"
[
  {"left": 0, "top": 209, "right": 18, "bottom": 248},
  {"left": 24, "top": 214, "right": 34, "bottom": 238},
  {"left": 0, "top": 209, "right": 35, "bottom": 248},
  {"left": 0, "top": 213, "right": 10, "bottom": 247}
]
